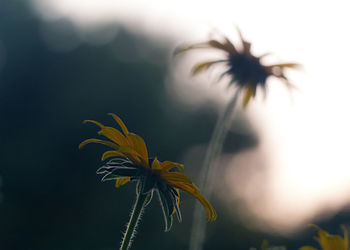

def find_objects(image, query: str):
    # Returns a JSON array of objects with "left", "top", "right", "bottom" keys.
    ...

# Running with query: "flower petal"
[
  {"left": 208, "top": 40, "right": 233, "bottom": 53},
  {"left": 161, "top": 172, "right": 193, "bottom": 184},
  {"left": 98, "top": 126, "right": 129, "bottom": 146},
  {"left": 115, "top": 177, "right": 130, "bottom": 188},
  {"left": 126, "top": 133, "right": 149, "bottom": 164},
  {"left": 79, "top": 138, "right": 119, "bottom": 150},
  {"left": 117, "top": 145, "right": 145, "bottom": 166},
  {"left": 108, "top": 113, "right": 129, "bottom": 135},
  {"left": 268, "top": 63, "right": 301, "bottom": 69},
  {"left": 84, "top": 120, "right": 129, "bottom": 146},
  {"left": 310, "top": 224, "right": 347, "bottom": 250},
  {"left": 191, "top": 60, "right": 226, "bottom": 76},
  {"left": 222, "top": 36, "right": 237, "bottom": 54},
  {"left": 151, "top": 158, "right": 162, "bottom": 170},
  {"left": 174, "top": 39, "right": 233, "bottom": 55},
  {"left": 168, "top": 181, "right": 217, "bottom": 222},
  {"left": 242, "top": 86, "right": 255, "bottom": 108},
  {"left": 280, "top": 78, "right": 299, "bottom": 92},
  {"left": 160, "top": 161, "right": 185, "bottom": 172},
  {"left": 101, "top": 150, "right": 124, "bottom": 161},
  {"left": 235, "top": 26, "right": 251, "bottom": 53}
]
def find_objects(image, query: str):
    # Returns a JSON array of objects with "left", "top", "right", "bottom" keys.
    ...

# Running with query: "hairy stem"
[
  {"left": 120, "top": 192, "right": 151, "bottom": 250},
  {"left": 189, "top": 90, "right": 240, "bottom": 250}
]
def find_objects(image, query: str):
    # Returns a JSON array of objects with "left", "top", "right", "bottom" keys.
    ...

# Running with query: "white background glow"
[{"left": 31, "top": 0, "right": 350, "bottom": 233}]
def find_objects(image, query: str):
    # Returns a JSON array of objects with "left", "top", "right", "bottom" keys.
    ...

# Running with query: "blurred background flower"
[
  {"left": 299, "top": 225, "right": 348, "bottom": 250},
  {"left": 174, "top": 28, "right": 299, "bottom": 107},
  {"left": 2, "top": 0, "right": 350, "bottom": 249}
]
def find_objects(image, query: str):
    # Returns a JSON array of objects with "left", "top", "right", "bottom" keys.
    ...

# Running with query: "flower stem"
[
  {"left": 189, "top": 90, "right": 241, "bottom": 250},
  {"left": 120, "top": 192, "right": 151, "bottom": 250}
]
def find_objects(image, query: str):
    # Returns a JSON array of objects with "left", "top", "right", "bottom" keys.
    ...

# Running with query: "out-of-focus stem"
[{"left": 189, "top": 90, "right": 241, "bottom": 250}]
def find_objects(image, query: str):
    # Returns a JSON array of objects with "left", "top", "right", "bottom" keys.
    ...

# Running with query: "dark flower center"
[{"left": 228, "top": 54, "right": 269, "bottom": 88}]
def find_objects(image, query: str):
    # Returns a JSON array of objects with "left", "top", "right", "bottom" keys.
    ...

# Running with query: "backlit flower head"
[
  {"left": 79, "top": 113, "right": 216, "bottom": 231},
  {"left": 175, "top": 27, "right": 300, "bottom": 107},
  {"left": 299, "top": 224, "right": 349, "bottom": 250}
]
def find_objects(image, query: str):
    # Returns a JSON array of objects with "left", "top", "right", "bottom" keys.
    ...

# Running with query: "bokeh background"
[{"left": 2, "top": 1, "right": 350, "bottom": 249}]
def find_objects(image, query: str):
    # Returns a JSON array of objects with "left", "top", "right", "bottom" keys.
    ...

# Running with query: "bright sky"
[{"left": 31, "top": 0, "right": 350, "bottom": 234}]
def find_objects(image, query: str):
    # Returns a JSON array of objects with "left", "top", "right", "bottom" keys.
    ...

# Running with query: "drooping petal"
[
  {"left": 160, "top": 161, "right": 185, "bottom": 172},
  {"left": 191, "top": 60, "right": 226, "bottom": 76},
  {"left": 108, "top": 113, "right": 129, "bottom": 136},
  {"left": 79, "top": 138, "right": 119, "bottom": 150},
  {"left": 126, "top": 133, "right": 149, "bottom": 165},
  {"left": 101, "top": 150, "right": 124, "bottom": 161},
  {"left": 168, "top": 181, "right": 217, "bottom": 222},
  {"left": 115, "top": 177, "right": 130, "bottom": 188},
  {"left": 242, "top": 86, "right": 255, "bottom": 108},
  {"left": 161, "top": 172, "right": 193, "bottom": 184}
]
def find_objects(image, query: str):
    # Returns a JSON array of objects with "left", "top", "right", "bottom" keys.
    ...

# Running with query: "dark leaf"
[
  {"left": 157, "top": 189, "right": 173, "bottom": 232},
  {"left": 144, "top": 189, "right": 154, "bottom": 207}
]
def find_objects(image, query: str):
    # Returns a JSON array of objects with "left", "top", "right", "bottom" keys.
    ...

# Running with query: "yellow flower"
[
  {"left": 299, "top": 224, "right": 349, "bottom": 250},
  {"left": 79, "top": 113, "right": 217, "bottom": 231},
  {"left": 175, "top": 27, "right": 300, "bottom": 107}
]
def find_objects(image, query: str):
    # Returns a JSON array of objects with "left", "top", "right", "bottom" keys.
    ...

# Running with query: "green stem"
[
  {"left": 189, "top": 90, "right": 241, "bottom": 250},
  {"left": 120, "top": 192, "right": 151, "bottom": 250}
]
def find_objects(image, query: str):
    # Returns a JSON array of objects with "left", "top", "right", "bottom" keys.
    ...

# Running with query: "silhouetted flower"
[
  {"left": 79, "top": 113, "right": 216, "bottom": 231},
  {"left": 175, "top": 27, "right": 300, "bottom": 107},
  {"left": 299, "top": 224, "right": 348, "bottom": 250}
]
